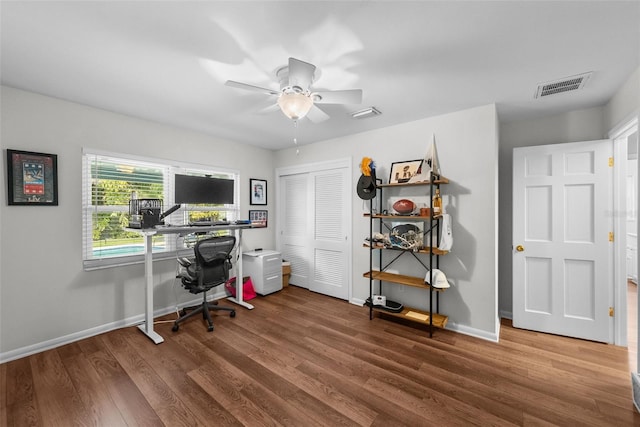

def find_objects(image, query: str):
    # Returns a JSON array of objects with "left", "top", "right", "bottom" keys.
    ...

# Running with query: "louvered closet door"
[
  {"left": 309, "top": 168, "right": 350, "bottom": 300},
  {"left": 280, "top": 174, "right": 311, "bottom": 289}
]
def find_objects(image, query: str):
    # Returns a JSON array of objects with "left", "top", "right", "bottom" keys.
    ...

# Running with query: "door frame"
[
  {"left": 275, "top": 157, "right": 353, "bottom": 300},
  {"left": 611, "top": 115, "right": 639, "bottom": 346}
]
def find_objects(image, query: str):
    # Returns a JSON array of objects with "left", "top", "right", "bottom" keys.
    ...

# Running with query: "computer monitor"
[{"left": 174, "top": 174, "right": 234, "bottom": 205}]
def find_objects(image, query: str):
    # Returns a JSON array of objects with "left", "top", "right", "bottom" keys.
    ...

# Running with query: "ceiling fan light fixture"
[{"left": 277, "top": 92, "right": 313, "bottom": 120}]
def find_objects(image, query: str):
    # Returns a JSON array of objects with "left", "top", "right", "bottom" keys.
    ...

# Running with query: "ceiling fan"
[{"left": 225, "top": 57, "right": 363, "bottom": 123}]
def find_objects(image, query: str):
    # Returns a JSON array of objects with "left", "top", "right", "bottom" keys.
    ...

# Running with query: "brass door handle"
[{"left": 516, "top": 245, "right": 525, "bottom": 252}]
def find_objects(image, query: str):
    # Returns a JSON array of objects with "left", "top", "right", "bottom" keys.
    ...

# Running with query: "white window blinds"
[{"left": 82, "top": 149, "right": 239, "bottom": 270}]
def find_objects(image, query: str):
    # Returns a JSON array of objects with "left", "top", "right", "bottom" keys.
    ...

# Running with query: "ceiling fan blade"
[
  {"left": 225, "top": 80, "right": 280, "bottom": 96},
  {"left": 256, "top": 103, "right": 280, "bottom": 115},
  {"left": 306, "top": 105, "right": 330, "bottom": 123},
  {"left": 288, "top": 58, "right": 316, "bottom": 91},
  {"left": 313, "top": 89, "right": 363, "bottom": 105}
]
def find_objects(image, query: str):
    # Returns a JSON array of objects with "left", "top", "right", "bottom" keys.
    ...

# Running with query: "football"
[{"left": 392, "top": 199, "right": 416, "bottom": 215}]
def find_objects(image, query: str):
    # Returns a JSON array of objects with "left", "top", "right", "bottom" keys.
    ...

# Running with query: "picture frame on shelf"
[
  {"left": 249, "top": 209, "right": 268, "bottom": 227},
  {"left": 250, "top": 178, "right": 267, "bottom": 205},
  {"left": 389, "top": 159, "right": 423, "bottom": 184},
  {"left": 6, "top": 149, "right": 58, "bottom": 206}
]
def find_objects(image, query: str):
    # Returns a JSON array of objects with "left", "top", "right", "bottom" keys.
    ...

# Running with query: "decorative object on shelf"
[
  {"left": 409, "top": 134, "right": 441, "bottom": 183},
  {"left": 249, "top": 209, "right": 268, "bottom": 226},
  {"left": 439, "top": 214, "right": 453, "bottom": 251},
  {"left": 357, "top": 156, "right": 378, "bottom": 200},
  {"left": 372, "top": 295, "right": 387, "bottom": 306},
  {"left": 364, "top": 232, "right": 385, "bottom": 248},
  {"left": 364, "top": 296, "right": 403, "bottom": 312},
  {"left": 388, "top": 195, "right": 429, "bottom": 215},
  {"left": 389, "top": 159, "right": 423, "bottom": 184},
  {"left": 391, "top": 198, "right": 416, "bottom": 215},
  {"left": 6, "top": 149, "right": 58, "bottom": 206},
  {"left": 432, "top": 188, "right": 442, "bottom": 215},
  {"left": 389, "top": 223, "right": 423, "bottom": 250},
  {"left": 425, "top": 268, "right": 450, "bottom": 289},
  {"left": 250, "top": 178, "right": 267, "bottom": 205}
]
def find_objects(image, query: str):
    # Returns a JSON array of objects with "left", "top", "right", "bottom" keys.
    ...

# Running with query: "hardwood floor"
[{"left": 2, "top": 285, "right": 639, "bottom": 426}]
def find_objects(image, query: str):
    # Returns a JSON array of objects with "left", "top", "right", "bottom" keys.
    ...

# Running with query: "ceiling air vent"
[
  {"left": 534, "top": 72, "right": 592, "bottom": 98},
  {"left": 350, "top": 107, "right": 381, "bottom": 119}
]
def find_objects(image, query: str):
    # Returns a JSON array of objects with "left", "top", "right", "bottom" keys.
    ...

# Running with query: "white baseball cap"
[{"left": 425, "top": 269, "right": 450, "bottom": 289}]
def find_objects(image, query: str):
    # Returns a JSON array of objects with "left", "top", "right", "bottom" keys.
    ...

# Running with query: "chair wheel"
[
  {"left": 207, "top": 325, "right": 214, "bottom": 332},
  {"left": 172, "top": 324, "right": 179, "bottom": 332},
  {"left": 230, "top": 310, "right": 236, "bottom": 318}
]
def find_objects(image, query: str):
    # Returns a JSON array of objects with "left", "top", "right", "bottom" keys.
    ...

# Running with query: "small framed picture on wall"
[
  {"left": 249, "top": 210, "right": 268, "bottom": 227},
  {"left": 250, "top": 178, "right": 267, "bottom": 205},
  {"left": 6, "top": 149, "right": 59, "bottom": 206}
]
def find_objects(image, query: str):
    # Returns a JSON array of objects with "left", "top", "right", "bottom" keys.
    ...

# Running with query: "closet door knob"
[{"left": 516, "top": 245, "right": 525, "bottom": 252}]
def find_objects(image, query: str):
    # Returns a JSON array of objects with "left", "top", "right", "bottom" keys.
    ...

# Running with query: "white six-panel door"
[{"left": 513, "top": 140, "right": 613, "bottom": 343}]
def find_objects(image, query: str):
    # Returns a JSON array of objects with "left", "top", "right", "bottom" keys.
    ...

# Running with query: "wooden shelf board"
[
  {"left": 378, "top": 177, "right": 449, "bottom": 187},
  {"left": 363, "top": 270, "right": 446, "bottom": 291},
  {"left": 373, "top": 306, "right": 448, "bottom": 329},
  {"left": 364, "top": 214, "right": 444, "bottom": 220},
  {"left": 362, "top": 244, "right": 449, "bottom": 256}
]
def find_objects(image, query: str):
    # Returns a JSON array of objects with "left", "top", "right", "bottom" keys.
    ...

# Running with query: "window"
[{"left": 82, "top": 149, "right": 239, "bottom": 270}]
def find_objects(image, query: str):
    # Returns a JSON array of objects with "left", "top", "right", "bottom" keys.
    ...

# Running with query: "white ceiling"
[{"left": 2, "top": 1, "right": 639, "bottom": 151}]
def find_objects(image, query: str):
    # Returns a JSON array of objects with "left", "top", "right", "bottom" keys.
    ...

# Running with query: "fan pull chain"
[{"left": 293, "top": 120, "right": 300, "bottom": 155}]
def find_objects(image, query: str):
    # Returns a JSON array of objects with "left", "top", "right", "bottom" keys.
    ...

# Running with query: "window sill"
[{"left": 83, "top": 249, "right": 193, "bottom": 271}]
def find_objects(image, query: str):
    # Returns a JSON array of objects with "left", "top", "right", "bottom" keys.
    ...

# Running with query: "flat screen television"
[{"left": 174, "top": 174, "right": 234, "bottom": 205}]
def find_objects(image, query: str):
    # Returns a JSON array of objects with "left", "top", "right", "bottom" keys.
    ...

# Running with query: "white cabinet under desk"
[{"left": 243, "top": 250, "right": 283, "bottom": 295}]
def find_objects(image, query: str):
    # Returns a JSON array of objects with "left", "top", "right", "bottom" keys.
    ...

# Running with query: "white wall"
[
  {"left": 0, "top": 86, "right": 276, "bottom": 360},
  {"left": 605, "top": 66, "right": 640, "bottom": 131},
  {"left": 275, "top": 104, "right": 501, "bottom": 340}
]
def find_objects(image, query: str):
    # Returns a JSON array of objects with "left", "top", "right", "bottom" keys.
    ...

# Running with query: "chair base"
[{"left": 172, "top": 295, "right": 235, "bottom": 332}]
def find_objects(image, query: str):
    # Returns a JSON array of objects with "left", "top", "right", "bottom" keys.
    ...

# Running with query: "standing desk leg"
[
  {"left": 227, "top": 228, "right": 254, "bottom": 310},
  {"left": 137, "top": 232, "right": 164, "bottom": 344}
]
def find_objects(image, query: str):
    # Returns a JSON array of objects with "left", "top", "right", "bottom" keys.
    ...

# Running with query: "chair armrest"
[{"left": 177, "top": 257, "right": 192, "bottom": 268}]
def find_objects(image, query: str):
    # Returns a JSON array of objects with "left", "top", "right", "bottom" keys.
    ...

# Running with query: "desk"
[{"left": 129, "top": 223, "right": 260, "bottom": 344}]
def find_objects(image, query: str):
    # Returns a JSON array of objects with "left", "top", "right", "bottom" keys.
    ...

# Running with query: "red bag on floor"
[{"left": 225, "top": 276, "right": 257, "bottom": 300}]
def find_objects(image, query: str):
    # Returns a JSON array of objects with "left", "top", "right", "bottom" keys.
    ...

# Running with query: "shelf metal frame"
[{"left": 365, "top": 171, "right": 448, "bottom": 337}]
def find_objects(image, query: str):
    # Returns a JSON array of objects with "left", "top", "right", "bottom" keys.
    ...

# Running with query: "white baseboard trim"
[
  {"left": 499, "top": 310, "right": 513, "bottom": 320},
  {"left": 350, "top": 297, "right": 500, "bottom": 343},
  {"left": 351, "top": 297, "right": 366, "bottom": 307},
  {"left": 445, "top": 321, "right": 500, "bottom": 343},
  {"left": 0, "top": 293, "right": 227, "bottom": 364}
]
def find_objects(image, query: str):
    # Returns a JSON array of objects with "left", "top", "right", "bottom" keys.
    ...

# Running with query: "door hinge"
[
  {"left": 609, "top": 157, "right": 614, "bottom": 167},
  {"left": 609, "top": 307, "right": 615, "bottom": 317},
  {"left": 609, "top": 231, "right": 614, "bottom": 242}
]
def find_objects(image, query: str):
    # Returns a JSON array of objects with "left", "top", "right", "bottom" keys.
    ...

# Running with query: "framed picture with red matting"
[{"left": 6, "top": 149, "right": 58, "bottom": 206}]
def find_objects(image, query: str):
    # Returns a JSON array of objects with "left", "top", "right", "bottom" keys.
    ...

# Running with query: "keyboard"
[{"left": 189, "top": 220, "right": 230, "bottom": 226}]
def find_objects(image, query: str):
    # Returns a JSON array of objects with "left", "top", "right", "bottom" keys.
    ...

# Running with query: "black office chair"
[{"left": 172, "top": 235, "right": 236, "bottom": 332}]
